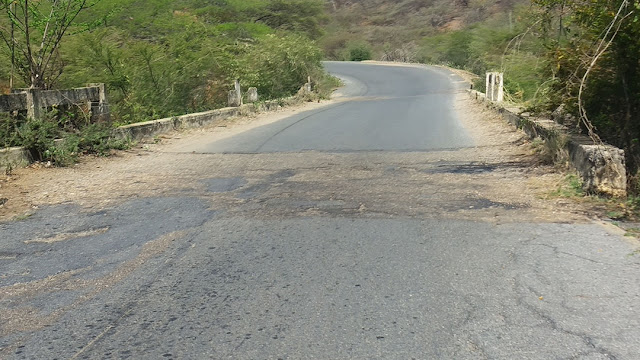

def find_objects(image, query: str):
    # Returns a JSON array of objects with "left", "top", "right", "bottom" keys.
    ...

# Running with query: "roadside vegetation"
[
  {"left": 0, "top": 0, "right": 332, "bottom": 165},
  {"left": 322, "top": 0, "right": 640, "bottom": 200}
]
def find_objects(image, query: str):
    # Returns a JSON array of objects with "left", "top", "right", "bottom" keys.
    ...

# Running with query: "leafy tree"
[{"left": 534, "top": 0, "right": 640, "bottom": 170}]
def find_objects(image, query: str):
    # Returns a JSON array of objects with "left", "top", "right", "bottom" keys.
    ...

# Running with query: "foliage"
[
  {"left": 314, "top": 72, "right": 343, "bottom": 99},
  {"left": 533, "top": 0, "right": 640, "bottom": 173},
  {"left": 0, "top": 0, "right": 329, "bottom": 125},
  {"left": 550, "top": 173, "right": 584, "bottom": 198},
  {"left": 0, "top": 112, "right": 21, "bottom": 147},
  {"left": 251, "top": 0, "right": 326, "bottom": 39},
  {"left": 0, "top": 0, "right": 96, "bottom": 89},
  {"left": 0, "top": 0, "right": 330, "bottom": 166},
  {"left": 347, "top": 42, "right": 372, "bottom": 62},
  {"left": 1, "top": 109, "right": 130, "bottom": 166},
  {"left": 16, "top": 115, "right": 61, "bottom": 161},
  {"left": 241, "top": 33, "right": 323, "bottom": 97},
  {"left": 416, "top": 10, "right": 548, "bottom": 104}
]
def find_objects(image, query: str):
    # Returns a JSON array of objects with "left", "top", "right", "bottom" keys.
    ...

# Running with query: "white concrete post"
[
  {"left": 485, "top": 73, "right": 491, "bottom": 102},
  {"left": 486, "top": 72, "right": 504, "bottom": 102},
  {"left": 496, "top": 73, "right": 504, "bottom": 102}
]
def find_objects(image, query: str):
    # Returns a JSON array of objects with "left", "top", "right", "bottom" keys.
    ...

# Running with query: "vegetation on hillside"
[{"left": 0, "top": 0, "right": 332, "bottom": 164}]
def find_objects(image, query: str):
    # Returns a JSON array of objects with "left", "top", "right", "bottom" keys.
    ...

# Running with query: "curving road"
[
  {"left": 182, "top": 61, "right": 472, "bottom": 153},
  {"left": 1, "top": 62, "right": 639, "bottom": 359}
]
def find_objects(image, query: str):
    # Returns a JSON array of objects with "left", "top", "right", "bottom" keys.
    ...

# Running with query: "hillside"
[{"left": 321, "top": 0, "right": 530, "bottom": 60}]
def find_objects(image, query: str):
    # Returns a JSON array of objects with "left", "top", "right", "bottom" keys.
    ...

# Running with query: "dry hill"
[{"left": 322, "top": 0, "right": 530, "bottom": 60}]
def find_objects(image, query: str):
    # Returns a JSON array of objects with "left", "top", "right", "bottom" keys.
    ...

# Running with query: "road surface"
[
  {"left": 183, "top": 61, "right": 472, "bottom": 153},
  {"left": 1, "top": 61, "right": 639, "bottom": 359}
]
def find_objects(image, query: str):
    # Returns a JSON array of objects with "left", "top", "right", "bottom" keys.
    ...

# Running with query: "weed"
[
  {"left": 315, "top": 74, "right": 343, "bottom": 99},
  {"left": 529, "top": 131, "right": 569, "bottom": 166},
  {"left": 75, "top": 123, "right": 131, "bottom": 156},
  {"left": 14, "top": 212, "right": 33, "bottom": 221},
  {"left": 1, "top": 108, "right": 130, "bottom": 167},
  {"left": 607, "top": 211, "right": 627, "bottom": 220},
  {"left": 0, "top": 112, "right": 24, "bottom": 148},
  {"left": 551, "top": 174, "right": 584, "bottom": 198},
  {"left": 18, "top": 115, "right": 62, "bottom": 162},
  {"left": 624, "top": 228, "right": 640, "bottom": 237}
]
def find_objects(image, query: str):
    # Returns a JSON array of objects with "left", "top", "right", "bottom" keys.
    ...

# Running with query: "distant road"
[{"left": 185, "top": 61, "right": 473, "bottom": 153}]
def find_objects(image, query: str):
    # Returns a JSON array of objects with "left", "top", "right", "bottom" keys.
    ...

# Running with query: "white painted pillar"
[{"left": 485, "top": 72, "right": 504, "bottom": 102}]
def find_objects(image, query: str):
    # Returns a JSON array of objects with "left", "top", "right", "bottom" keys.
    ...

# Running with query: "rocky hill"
[{"left": 321, "top": 0, "right": 529, "bottom": 60}]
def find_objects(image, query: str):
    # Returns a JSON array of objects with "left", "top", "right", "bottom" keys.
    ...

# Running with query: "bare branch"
[{"left": 577, "top": 1, "right": 632, "bottom": 144}]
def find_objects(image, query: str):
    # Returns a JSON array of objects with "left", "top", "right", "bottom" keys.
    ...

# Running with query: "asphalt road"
[
  {"left": 181, "top": 61, "right": 472, "bottom": 153},
  {"left": 1, "top": 62, "right": 639, "bottom": 359}
]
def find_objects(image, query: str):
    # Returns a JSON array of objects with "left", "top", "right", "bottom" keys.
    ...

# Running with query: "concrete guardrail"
[{"left": 469, "top": 89, "right": 626, "bottom": 196}]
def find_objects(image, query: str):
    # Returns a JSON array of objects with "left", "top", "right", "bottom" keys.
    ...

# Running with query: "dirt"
[
  {"left": 0, "top": 92, "right": 602, "bottom": 225},
  {"left": 0, "top": 101, "right": 332, "bottom": 222}
]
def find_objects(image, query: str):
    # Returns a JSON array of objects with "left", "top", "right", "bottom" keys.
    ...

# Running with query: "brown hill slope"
[{"left": 322, "top": 0, "right": 530, "bottom": 60}]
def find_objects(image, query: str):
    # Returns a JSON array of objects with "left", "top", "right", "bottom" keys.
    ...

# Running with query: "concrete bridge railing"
[
  {"left": 1, "top": 84, "right": 109, "bottom": 122},
  {"left": 470, "top": 82, "right": 626, "bottom": 197}
]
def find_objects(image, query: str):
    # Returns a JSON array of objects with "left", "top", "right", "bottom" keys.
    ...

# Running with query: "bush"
[
  {"left": 0, "top": 113, "right": 24, "bottom": 148},
  {"left": 1, "top": 108, "right": 131, "bottom": 166},
  {"left": 314, "top": 73, "right": 343, "bottom": 99},
  {"left": 241, "top": 33, "right": 323, "bottom": 98},
  {"left": 348, "top": 42, "right": 373, "bottom": 61},
  {"left": 41, "top": 0, "right": 331, "bottom": 126},
  {"left": 74, "top": 123, "right": 131, "bottom": 155},
  {"left": 18, "top": 117, "right": 62, "bottom": 163}
]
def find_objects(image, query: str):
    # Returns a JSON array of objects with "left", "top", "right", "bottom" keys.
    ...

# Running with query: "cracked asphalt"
[{"left": 0, "top": 61, "right": 639, "bottom": 359}]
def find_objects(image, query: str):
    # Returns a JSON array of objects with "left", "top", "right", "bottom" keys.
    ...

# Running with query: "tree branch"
[{"left": 577, "top": 1, "right": 632, "bottom": 143}]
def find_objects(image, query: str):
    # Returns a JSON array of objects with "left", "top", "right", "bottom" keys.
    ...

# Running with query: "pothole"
[
  {"left": 422, "top": 161, "right": 525, "bottom": 175},
  {"left": 445, "top": 197, "right": 526, "bottom": 211}
]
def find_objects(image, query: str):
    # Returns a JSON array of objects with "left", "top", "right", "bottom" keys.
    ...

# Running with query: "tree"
[
  {"left": 534, "top": 0, "right": 640, "bottom": 171},
  {"left": 0, "top": 0, "right": 96, "bottom": 89}
]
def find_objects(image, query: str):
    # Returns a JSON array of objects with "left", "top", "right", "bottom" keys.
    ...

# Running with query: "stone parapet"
[{"left": 469, "top": 89, "right": 627, "bottom": 196}]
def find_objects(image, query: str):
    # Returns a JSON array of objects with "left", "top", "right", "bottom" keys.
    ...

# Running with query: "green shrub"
[
  {"left": 348, "top": 42, "right": 372, "bottom": 62},
  {"left": 241, "top": 33, "right": 323, "bottom": 98},
  {"left": 44, "top": 0, "right": 330, "bottom": 125},
  {"left": 1, "top": 108, "right": 130, "bottom": 166},
  {"left": 314, "top": 73, "right": 343, "bottom": 99},
  {"left": 18, "top": 117, "right": 61, "bottom": 162},
  {"left": 0, "top": 113, "right": 24, "bottom": 148}
]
